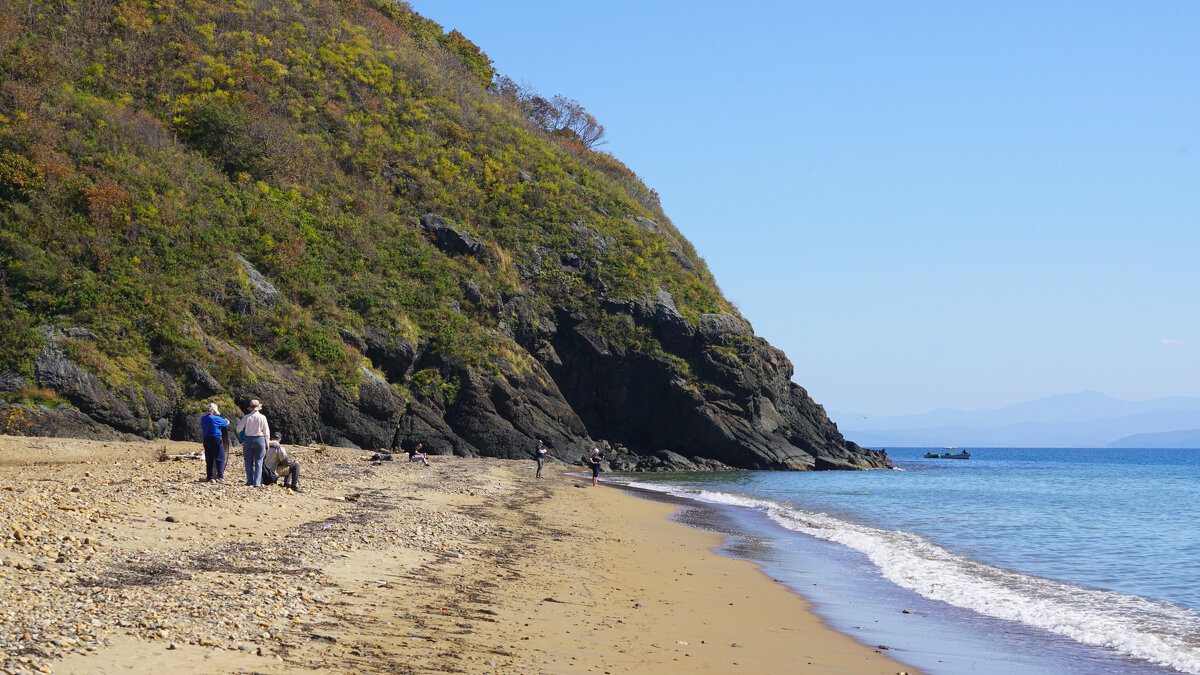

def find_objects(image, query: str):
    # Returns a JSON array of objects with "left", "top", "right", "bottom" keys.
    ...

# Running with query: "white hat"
[
  {"left": 248, "top": 399, "right": 262, "bottom": 411},
  {"left": 207, "top": 403, "right": 219, "bottom": 414}
]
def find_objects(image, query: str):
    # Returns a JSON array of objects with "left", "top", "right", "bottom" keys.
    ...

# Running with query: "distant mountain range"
[
  {"left": 829, "top": 391, "right": 1200, "bottom": 448},
  {"left": 1106, "top": 429, "right": 1200, "bottom": 448}
]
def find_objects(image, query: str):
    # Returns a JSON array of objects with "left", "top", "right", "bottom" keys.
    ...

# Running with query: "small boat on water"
[{"left": 924, "top": 450, "right": 971, "bottom": 459}]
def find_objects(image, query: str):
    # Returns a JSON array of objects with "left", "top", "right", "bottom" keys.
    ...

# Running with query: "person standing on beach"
[
  {"left": 587, "top": 447, "right": 603, "bottom": 487},
  {"left": 535, "top": 439, "right": 547, "bottom": 478},
  {"left": 200, "top": 403, "right": 230, "bottom": 482},
  {"left": 236, "top": 399, "right": 270, "bottom": 487}
]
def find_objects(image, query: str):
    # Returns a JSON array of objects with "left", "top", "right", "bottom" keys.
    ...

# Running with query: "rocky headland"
[{"left": 0, "top": 0, "right": 884, "bottom": 472}]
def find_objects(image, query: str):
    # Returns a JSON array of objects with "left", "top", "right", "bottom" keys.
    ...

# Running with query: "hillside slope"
[{"left": 0, "top": 0, "right": 886, "bottom": 470}]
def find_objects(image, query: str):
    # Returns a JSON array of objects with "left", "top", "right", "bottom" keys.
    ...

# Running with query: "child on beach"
[{"left": 409, "top": 443, "right": 430, "bottom": 466}]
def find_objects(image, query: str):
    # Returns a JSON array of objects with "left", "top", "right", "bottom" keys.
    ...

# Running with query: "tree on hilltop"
[{"left": 494, "top": 76, "right": 606, "bottom": 149}]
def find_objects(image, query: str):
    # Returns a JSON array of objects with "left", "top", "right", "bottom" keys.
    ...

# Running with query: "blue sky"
[{"left": 418, "top": 2, "right": 1200, "bottom": 416}]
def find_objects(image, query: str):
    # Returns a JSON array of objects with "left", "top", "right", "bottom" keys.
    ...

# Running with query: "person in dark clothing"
[
  {"left": 200, "top": 403, "right": 230, "bottom": 482},
  {"left": 587, "top": 447, "right": 603, "bottom": 487},
  {"left": 535, "top": 440, "right": 547, "bottom": 478}
]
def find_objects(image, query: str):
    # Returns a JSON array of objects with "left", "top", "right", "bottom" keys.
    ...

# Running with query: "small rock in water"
[
  {"left": 901, "top": 609, "right": 912, "bottom": 614},
  {"left": 876, "top": 644, "right": 890, "bottom": 650}
]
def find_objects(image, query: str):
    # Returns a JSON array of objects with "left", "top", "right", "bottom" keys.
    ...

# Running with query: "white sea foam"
[{"left": 633, "top": 483, "right": 1200, "bottom": 674}]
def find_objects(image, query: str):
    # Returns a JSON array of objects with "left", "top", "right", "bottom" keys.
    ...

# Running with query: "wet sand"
[{"left": 0, "top": 437, "right": 920, "bottom": 674}]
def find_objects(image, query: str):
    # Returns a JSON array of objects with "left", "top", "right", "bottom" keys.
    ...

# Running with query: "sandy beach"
[{"left": 0, "top": 437, "right": 920, "bottom": 674}]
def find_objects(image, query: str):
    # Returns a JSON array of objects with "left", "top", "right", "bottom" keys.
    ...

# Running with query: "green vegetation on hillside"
[{"left": 0, "top": 0, "right": 732, "bottom": 405}]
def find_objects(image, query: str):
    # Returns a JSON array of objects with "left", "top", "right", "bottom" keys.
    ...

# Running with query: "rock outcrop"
[
  {"left": 4, "top": 303, "right": 884, "bottom": 471},
  {"left": 0, "top": 3, "right": 886, "bottom": 471}
]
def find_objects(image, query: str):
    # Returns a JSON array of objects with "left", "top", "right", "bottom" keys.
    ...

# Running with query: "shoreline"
[{"left": 0, "top": 437, "right": 920, "bottom": 674}]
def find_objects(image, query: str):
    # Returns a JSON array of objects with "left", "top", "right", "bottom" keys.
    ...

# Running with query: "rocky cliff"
[{"left": 0, "top": 0, "right": 887, "bottom": 471}]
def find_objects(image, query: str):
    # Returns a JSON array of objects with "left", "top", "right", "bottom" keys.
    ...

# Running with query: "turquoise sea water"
[{"left": 611, "top": 448, "right": 1200, "bottom": 674}]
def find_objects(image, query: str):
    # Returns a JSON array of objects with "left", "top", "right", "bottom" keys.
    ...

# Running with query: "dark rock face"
[
  {"left": 361, "top": 327, "right": 417, "bottom": 382},
  {"left": 33, "top": 327, "right": 147, "bottom": 436},
  {"left": 419, "top": 214, "right": 483, "bottom": 257},
  {"left": 186, "top": 364, "right": 223, "bottom": 399},
  {"left": 7, "top": 303, "right": 884, "bottom": 471},
  {"left": 4, "top": 403, "right": 140, "bottom": 441},
  {"left": 0, "top": 371, "right": 28, "bottom": 393},
  {"left": 536, "top": 291, "right": 888, "bottom": 471}
]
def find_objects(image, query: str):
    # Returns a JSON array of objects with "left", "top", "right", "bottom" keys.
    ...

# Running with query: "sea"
[{"left": 606, "top": 447, "right": 1200, "bottom": 675}]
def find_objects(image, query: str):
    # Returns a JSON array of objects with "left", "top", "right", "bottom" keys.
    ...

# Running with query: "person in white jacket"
[{"left": 236, "top": 399, "right": 270, "bottom": 487}]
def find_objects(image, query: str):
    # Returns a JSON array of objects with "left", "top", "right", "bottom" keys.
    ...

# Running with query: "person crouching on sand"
[
  {"left": 409, "top": 443, "right": 430, "bottom": 466},
  {"left": 236, "top": 399, "right": 270, "bottom": 487},
  {"left": 265, "top": 432, "right": 301, "bottom": 492},
  {"left": 588, "top": 447, "right": 603, "bottom": 487},
  {"left": 200, "top": 403, "right": 230, "bottom": 482}
]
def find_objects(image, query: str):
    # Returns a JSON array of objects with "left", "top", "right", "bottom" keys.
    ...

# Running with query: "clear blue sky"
[{"left": 418, "top": 1, "right": 1200, "bottom": 416}]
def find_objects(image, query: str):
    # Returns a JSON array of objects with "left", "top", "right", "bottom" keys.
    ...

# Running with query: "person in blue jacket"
[{"left": 200, "top": 403, "right": 231, "bottom": 482}]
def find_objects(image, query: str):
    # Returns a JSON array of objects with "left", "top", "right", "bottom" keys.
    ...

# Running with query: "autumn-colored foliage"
[
  {"left": 82, "top": 178, "right": 132, "bottom": 226},
  {"left": 0, "top": 0, "right": 729, "bottom": 405}
]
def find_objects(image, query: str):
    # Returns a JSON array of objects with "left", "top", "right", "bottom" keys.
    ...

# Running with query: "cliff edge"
[{"left": 0, "top": 0, "right": 885, "bottom": 470}]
